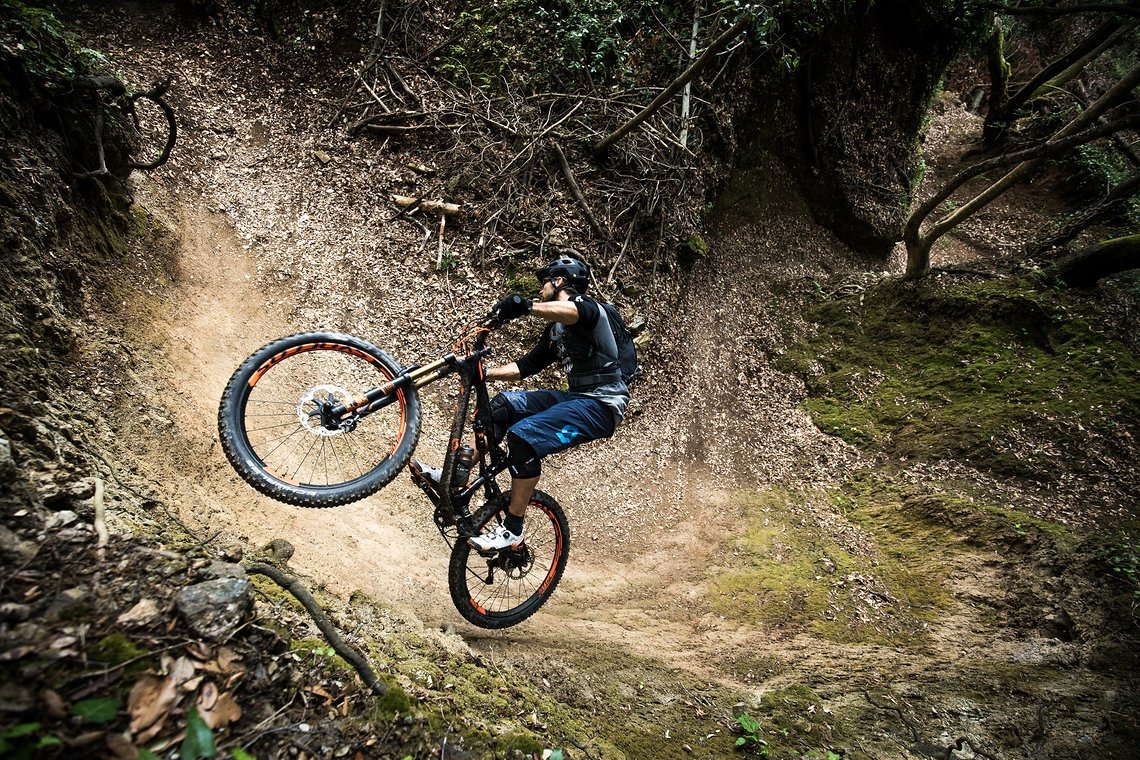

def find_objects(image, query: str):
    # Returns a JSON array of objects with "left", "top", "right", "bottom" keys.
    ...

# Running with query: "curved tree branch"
[
  {"left": 244, "top": 562, "right": 388, "bottom": 696},
  {"left": 907, "top": 113, "right": 1140, "bottom": 243},
  {"left": 905, "top": 62, "right": 1140, "bottom": 277},
  {"left": 127, "top": 76, "right": 178, "bottom": 170}
]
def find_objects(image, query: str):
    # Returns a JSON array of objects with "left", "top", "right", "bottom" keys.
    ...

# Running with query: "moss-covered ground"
[{"left": 779, "top": 276, "right": 1140, "bottom": 487}]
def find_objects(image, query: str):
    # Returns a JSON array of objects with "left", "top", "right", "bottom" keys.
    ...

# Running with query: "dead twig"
[
  {"left": 391, "top": 195, "right": 461, "bottom": 215},
  {"left": 606, "top": 209, "right": 639, "bottom": 287}
]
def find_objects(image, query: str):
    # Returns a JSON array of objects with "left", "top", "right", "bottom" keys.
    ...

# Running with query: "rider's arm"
[
  {"left": 485, "top": 362, "right": 521, "bottom": 382},
  {"left": 491, "top": 325, "right": 556, "bottom": 383},
  {"left": 530, "top": 300, "right": 579, "bottom": 324}
]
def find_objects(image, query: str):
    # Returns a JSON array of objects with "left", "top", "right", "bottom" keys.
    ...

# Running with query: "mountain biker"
[{"left": 469, "top": 255, "right": 631, "bottom": 552}]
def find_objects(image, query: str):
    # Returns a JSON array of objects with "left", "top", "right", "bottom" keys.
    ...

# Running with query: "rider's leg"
[
  {"left": 504, "top": 432, "right": 541, "bottom": 534},
  {"left": 507, "top": 475, "right": 539, "bottom": 517}
]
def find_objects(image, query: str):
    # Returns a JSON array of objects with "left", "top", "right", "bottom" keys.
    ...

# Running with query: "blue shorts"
[{"left": 495, "top": 390, "right": 616, "bottom": 459}]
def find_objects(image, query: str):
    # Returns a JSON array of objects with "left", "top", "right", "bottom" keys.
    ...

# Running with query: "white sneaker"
[
  {"left": 412, "top": 459, "right": 442, "bottom": 491},
  {"left": 468, "top": 523, "right": 525, "bottom": 552}
]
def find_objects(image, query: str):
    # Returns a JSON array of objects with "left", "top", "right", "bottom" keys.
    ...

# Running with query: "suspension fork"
[{"left": 321, "top": 353, "right": 465, "bottom": 428}]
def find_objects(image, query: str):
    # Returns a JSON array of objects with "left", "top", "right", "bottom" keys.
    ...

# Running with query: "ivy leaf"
[
  {"left": 0, "top": 724, "right": 41, "bottom": 739},
  {"left": 181, "top": 707, "right": 217, "bottom": 760},
  {"left": 71, "top": 697, "right": 122, "bottom": 724},
  {"left": 36, "top": 736, "right": 64, "bottom": 748},
  {"left": 232, "top": 749, "right": 256, "bottom": 760},
  {"left": 138, "top": 750, "right": 162, "bottom": 760}
]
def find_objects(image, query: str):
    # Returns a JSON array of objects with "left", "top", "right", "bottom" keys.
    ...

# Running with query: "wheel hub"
[{"left": 298, "top": 384, "right": 354, "bottom": 436}]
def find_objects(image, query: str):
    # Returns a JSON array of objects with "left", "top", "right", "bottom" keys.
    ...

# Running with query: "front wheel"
[
  {"left": 448, "top": 492, "right": 570, "bottom": 629},
  {"left": 218, "top": 332, "right": 421, "bottom": 507}
]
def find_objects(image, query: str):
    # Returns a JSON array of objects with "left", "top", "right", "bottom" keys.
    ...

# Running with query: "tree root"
[{"left": 243, "top": 562, "right": 388, "bottom": 696}]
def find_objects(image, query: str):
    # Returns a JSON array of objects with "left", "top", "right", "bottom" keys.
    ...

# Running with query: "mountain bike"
[{"left": 217, "top": 312, "right": 569, "bottom": 629}]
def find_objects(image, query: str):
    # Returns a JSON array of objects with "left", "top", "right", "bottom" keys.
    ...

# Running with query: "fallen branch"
[
  {"left": 606, "top": 209, "right": 639, "bottom": 287},
  {"left": 244, "top": 562, "right": 387, "bottom": 696},
  {"left": 391, "top": 194, "right": 461, "bottom": 215},
  {"left": 593, "top": 16, "right": 749, "bottom": 156},
  {"left": 552, "top": 141, "right": 608, "bottom": 242},
  {"left": 365, "top": 123, "right": 437, "bottom": 135},
  {"left": 437, "top": 213, "right": 447, "bottom": 268}
]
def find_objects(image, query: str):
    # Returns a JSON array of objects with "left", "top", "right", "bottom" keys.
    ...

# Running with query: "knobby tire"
[
  {"left": 448, "top": 492, "right": 570, "bottom": 629},
  {"left": 218, "top": 332, "right": 421, "bottom": 507}
]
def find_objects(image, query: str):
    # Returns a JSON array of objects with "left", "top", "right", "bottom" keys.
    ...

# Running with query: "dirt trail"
[
  {"left": 130, "top": 171, "right": 867, "bottom": 704},
  {"left": 74, "top": 6, "right": 1140, "bottom": 757},
  {"left": 137, "top": 179, "right": 749, "bottom": 673},
  {"left": 131, "top": 185, "right": 458, "bottom": 623}
]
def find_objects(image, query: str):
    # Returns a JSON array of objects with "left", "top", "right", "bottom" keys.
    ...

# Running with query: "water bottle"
[{"left": 452, "top": 443, "right": 476, "bottom": 490}]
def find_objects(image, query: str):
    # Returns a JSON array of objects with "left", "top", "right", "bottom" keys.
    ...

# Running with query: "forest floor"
[{"left": 3, "top": 3, "right": 1138, "bottom": 759}]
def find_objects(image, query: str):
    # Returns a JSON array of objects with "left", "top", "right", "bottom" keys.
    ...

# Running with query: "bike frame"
[{"left": 327, "top": 319, "right": 511, "bottom": 540}]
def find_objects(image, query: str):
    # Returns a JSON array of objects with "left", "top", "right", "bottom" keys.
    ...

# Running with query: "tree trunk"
[
  {"left": 1047, "top": 234, "right": 1140, "bottom": 287},
  {"left": 904, "top": 63, "right": 1140, "bottom": 276},
  {"left": 983, "top": 15, "right": 1011, "bottom": 144}
]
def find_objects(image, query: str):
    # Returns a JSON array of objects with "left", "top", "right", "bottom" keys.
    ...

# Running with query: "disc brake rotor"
[
  {"left": 501, "top": 545, "right": 534, "bottom": 580},
  {"left": 298, "top": 384, "right": 350, "bottom": 436}
]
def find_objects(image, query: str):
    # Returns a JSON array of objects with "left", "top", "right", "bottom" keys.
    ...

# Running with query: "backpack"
[{"left": 599, "top": 302, "right": 640, "bottom": 385}]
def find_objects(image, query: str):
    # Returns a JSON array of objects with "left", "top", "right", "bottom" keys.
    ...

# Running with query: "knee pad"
[
  {"left": 488, "top": 394, "right": 514, "bottom": 443},
  {"left": 506, "top": 432, "right": 541, "bottom": 479}
]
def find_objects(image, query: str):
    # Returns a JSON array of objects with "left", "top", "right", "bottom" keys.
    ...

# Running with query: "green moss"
[
  {"left": 710, "top": 488, "right": 953, "bottom": 646},
  {"left": 748, "top": 684, "right": 845, "bottom": 757},
  {"left": 289, "top": 636, "right": 354, "bottom": 675},
  {"left": 249, "top": 575, "right": 307, "bottom": 614},
  {"left": 783, "top": 278, "right": 1140, "bottom": 483},
  {"left": 497, "top": 730, "right": 544, "bottom": 755},
  {"left": 88, "top": 633, "right": 153, "bottom": 674},
  {"left": 376, "top": 683, "right": 411, "bottom": 717}
]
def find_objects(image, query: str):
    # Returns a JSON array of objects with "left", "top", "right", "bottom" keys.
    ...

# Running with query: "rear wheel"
[
  {"left": 448, "top": 492, "right": 570, "bottom": 628},
  {"left": 218, "top": 332, "right": 420, "bottom": 507}
]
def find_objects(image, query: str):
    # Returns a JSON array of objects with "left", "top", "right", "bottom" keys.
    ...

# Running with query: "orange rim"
[{"left": 245, "top": 341, "right": 409, "bottom": 483}]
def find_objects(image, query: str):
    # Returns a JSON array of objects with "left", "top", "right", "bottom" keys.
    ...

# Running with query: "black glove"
[{"left": 493, "top": 293, "right": 532, "bottom": 321}]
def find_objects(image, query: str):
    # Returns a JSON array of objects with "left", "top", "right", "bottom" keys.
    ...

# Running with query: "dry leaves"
[{"left": 128, "top": 655, "right": 196, "bottom": 741}]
